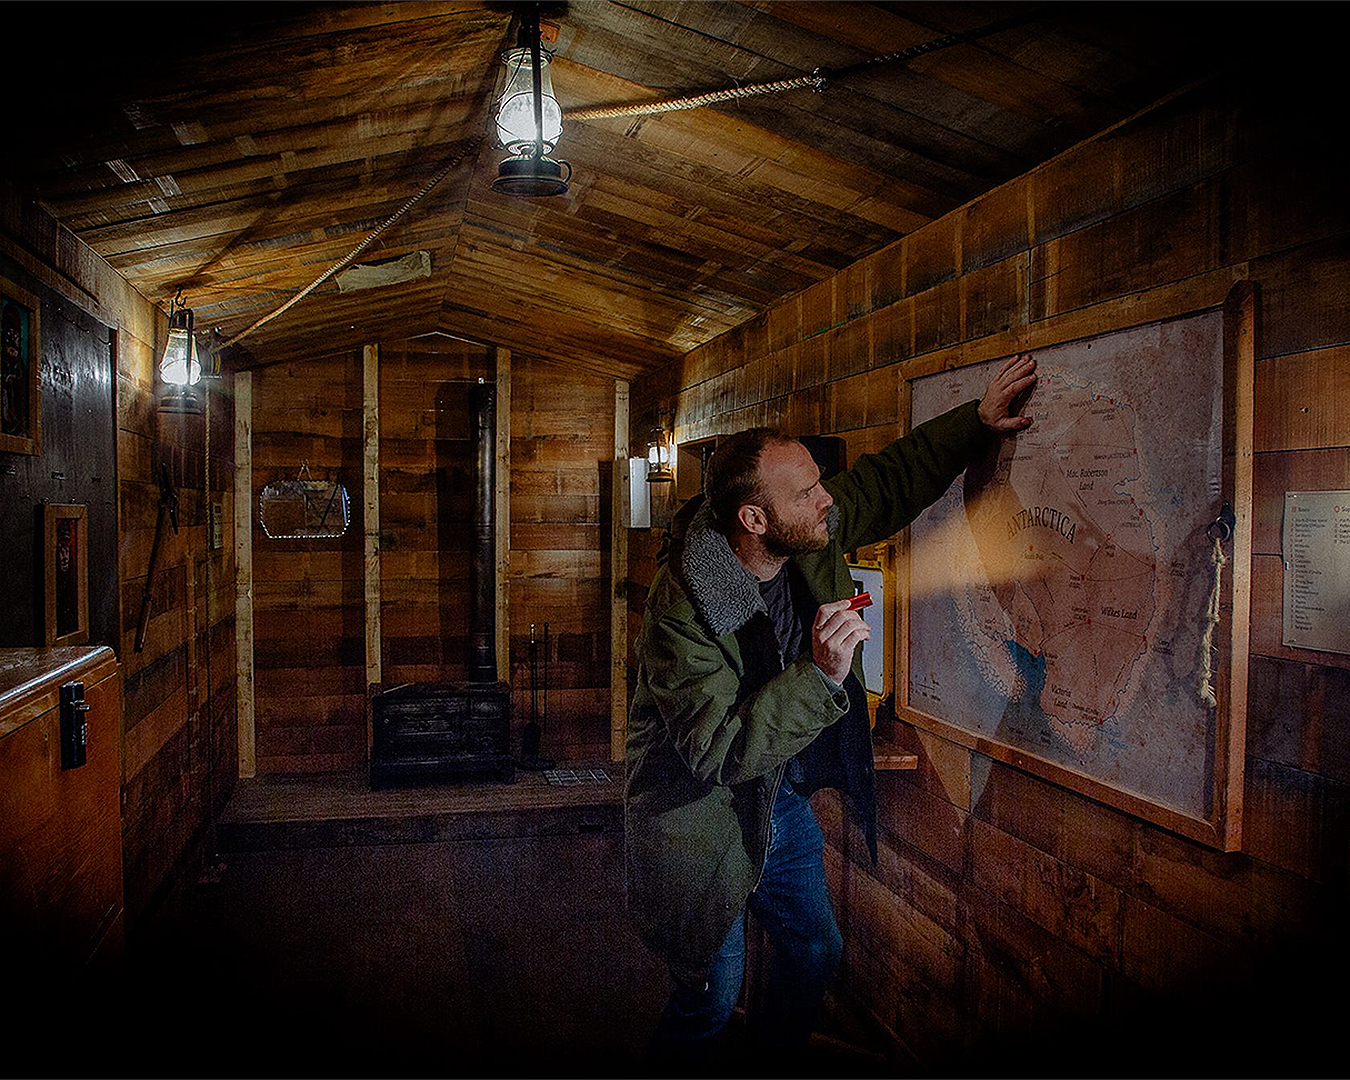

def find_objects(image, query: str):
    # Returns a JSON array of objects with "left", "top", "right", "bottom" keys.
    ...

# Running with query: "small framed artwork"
[
  {"left": 44, "top": 503, "right": 89, "bottom": 646},
  {"left": 1, "top": 275, "right": 42, "bottom": 456}
]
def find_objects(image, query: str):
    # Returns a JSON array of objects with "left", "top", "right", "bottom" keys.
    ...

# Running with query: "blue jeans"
[{"left": 649, "top": 778, "right": 843, "bottom": 1062}]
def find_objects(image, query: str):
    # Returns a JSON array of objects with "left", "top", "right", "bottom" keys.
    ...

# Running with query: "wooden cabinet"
[{"left": 0, "top": 646, "right": 124, "bottom": 975}]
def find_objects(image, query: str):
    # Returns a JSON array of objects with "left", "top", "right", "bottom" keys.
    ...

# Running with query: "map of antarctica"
[{"left": 907, "top": 311, "right": 1225, "bottom": 819}]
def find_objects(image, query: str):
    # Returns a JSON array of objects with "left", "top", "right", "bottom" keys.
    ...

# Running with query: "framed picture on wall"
[
  {"left": 0, "top": 275, "right": 42, "bottom": 456},
  {"left": 44, "top": 503, "right": 89, "bottom": 646}
]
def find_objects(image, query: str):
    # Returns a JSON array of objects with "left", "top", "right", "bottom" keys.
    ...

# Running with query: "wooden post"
[
  {"left": 1217, "top": 281, "right": 1257, "bottom": 851},
  {"left": 611, "top": 380, "right": 630, "bottom": 763},
  {"left": 233, "top": 369, "right": 255, "bottom": 778},
  {"left": 363, "top": 344, "right": 382, "bottom": 749},
  {"left": 495, "top": 347, "right": 511, "bottom": 683}
]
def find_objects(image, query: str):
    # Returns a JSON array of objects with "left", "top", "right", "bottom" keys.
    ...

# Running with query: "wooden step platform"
[{"left": 217, "top": 765, "right": 623, "bottom": 852}]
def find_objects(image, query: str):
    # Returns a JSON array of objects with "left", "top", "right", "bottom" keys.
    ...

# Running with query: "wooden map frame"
[{"left": 897, "top": 281, "right": 1254, "bottom": 851}]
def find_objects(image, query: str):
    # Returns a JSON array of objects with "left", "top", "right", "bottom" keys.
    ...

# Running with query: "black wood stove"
[
  {"left": 369, "top": 679, "right": 513, "bottom": 787},
  {"left": 369, "top": 381, "right": 513, "bottom": 787}
]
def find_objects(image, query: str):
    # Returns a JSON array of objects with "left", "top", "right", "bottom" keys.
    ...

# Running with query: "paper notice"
[{"left": 1282, "top": 491, "right": 1350, "bottom": 654}]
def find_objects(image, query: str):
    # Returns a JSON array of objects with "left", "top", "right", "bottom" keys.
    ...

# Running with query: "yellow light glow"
[{"left": 160, "top": 327, "right": 201, "bottom": 385}]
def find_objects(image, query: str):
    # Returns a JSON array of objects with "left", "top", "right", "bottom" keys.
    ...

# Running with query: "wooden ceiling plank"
[
  {"left": 130, "top": 14, "right": 505, "bottom": 112},
  {"left": 434, "top": 300, "right": 672, "bottom": 381},
  {"left": 564, "top": 3, "right": 1044, "bottom": 168},
  {"left": 463, "top": 188, "right": 848, "bottom": 304},
  {"left": 43, "top": 127, "right": 479, "bottom": 232},
  {"left": 32, "top": 81, "right": 487, "bottom": 185},
  {"left": 554, "top": 56, "right": 1006, "bottom": 202},
  {"left": 199, "top": 1, "right": 504, "bottom": 46},
  {"left": 447, "top": 227, "right": 740, "bottom": 333},
  {"left": 551, "top": 121, "right": 903, "bottom": 254},
  {"left": 107, "top": 208, "right": 468, "bottom": 290},
  {"left": 439, "top": 256, "right": 741, "bottom": 350},
  {"left": 747, "top": 1, "right": 1132, "bottom": 119},
  {"left": 572, "top": 193, "right": 773, "bottom": 277},
  {"left": 75, "top": 157, "right": 477, "bottom": 259}
]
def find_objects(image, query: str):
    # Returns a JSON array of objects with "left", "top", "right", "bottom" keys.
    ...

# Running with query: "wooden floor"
[
  {"left": 217, "top": 765, "right": 625, "bottom": 850},
  {"left": 104, "top": 768, "right": 660, "bottom": 1075},
  {"left": 54, "top": 769, "right": 900, "bottom": 1075}
]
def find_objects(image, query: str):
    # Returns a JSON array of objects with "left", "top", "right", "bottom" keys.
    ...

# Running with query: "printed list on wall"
[{"left": 1282, "top": 491, "right": 1350, "bottom": 655}]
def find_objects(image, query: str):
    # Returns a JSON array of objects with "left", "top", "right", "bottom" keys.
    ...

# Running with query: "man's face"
[{"left": 753, "top": 440, "right": 833, "bottom": 557}]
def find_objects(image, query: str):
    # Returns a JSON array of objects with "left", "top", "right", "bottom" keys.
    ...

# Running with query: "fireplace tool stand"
[{"left": 519, "top": 622, "right": 555, "bottom": 770}]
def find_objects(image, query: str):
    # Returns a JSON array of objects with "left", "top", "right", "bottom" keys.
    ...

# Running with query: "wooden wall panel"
[
  {"left": 376, "top": 335, "right": 490, "bottom": 689},
  {"left": 510, "top": 356, "right": 615, "bottom": 763},
  {"left": 3, "top": 184, "right": 237, "bottom": 930},
  {"left": 629, "top": 70, "right": 1349, "bottom": 1069},
  {"left": 246, "top": 338, "right": 618, "bottom": 772},
  {"left": 250, "top": 353, "right": 365, "bottom": 774}
]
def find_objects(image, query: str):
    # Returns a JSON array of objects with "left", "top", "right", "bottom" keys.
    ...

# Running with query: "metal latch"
[{"left": 59, "top": 681, "right": 89, "bottom": 770}]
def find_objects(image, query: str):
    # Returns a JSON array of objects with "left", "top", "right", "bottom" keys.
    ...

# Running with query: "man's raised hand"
[{"left": 977, "top": 352, "right": 1037, "bottom": 433}]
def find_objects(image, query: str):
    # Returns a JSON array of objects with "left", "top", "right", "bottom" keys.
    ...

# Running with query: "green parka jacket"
[{"left": 624, "top": 398, "right": 993, "bottom": 986}]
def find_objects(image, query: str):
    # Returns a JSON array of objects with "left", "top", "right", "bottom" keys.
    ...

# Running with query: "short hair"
[{"left": 704, "top": 427, "right": 796, "bottom": 533}]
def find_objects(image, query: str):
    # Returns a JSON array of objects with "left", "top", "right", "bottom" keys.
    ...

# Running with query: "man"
[{"left": 624, "top": 353, "right": 1036, "bottom": 1062}]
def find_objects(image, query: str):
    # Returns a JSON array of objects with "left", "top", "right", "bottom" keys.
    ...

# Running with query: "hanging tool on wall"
[
  {"left": 134, "top": 463, "right": 179, "bottom": 653},
  {"left": 519, "top": 621, "right": 554, "bottom": 770}
]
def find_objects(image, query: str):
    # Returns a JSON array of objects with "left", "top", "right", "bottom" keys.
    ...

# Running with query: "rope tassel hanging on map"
[{"left": 1198, "top": 503, "right": 1235, "bottom": 706}]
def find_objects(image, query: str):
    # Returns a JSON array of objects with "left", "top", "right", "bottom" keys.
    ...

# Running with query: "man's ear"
[{"left": 738, "top": 503, "right": 767, "bottom": 536}]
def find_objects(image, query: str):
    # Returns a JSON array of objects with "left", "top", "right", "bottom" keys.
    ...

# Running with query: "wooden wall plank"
[
  {"left": 496, "top": 347, "right": 511, "bottom": 683},
  {"left": 1253, "top": 345, "right": 1350, "bottom": 453},
  {"left": 612, "top": 380, "right": 629, "bottom": 763},
  {"left": 363, "top": 344, "right": 382, "bottom": 722},
  {"left": 1251, "top": 448, "right": 1350, "bottom": 556},
  {"left": 234, "top": 369, "right": 255, "bottom": 778}
]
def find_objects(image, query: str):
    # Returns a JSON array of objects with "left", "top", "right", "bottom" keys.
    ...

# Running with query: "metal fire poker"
[
  {"left": 520, "top": 621, "right": 554, "bottom": 770},
  {"left": 134, "top": 463, "right": 179, "bottom": 653}
]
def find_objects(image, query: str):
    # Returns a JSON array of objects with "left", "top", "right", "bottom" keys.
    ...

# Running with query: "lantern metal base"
[
  {"left": 157, "top": 385, "right": 204, "bottom": 415},
  {"left": 491, "top": 155, "right": 570, "bottom": 196}
]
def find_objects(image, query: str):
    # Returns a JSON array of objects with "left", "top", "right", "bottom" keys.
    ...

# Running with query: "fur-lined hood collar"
[{"left": 674, "top": 497, "right": 839, "bottom": 637}]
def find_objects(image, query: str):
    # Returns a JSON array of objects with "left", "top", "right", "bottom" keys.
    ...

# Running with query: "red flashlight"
[{"left": 847, "top": 592, "right": 872, "bottom": 611}]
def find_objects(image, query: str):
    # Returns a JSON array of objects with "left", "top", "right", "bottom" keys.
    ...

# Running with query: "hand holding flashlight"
[{"left": 812, "top": 596, "right": 871, "bottom": 685}]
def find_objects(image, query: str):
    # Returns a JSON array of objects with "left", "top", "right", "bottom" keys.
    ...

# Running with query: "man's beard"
[{"left": 762, "top": 506, "right": 829, "bottom": 558}]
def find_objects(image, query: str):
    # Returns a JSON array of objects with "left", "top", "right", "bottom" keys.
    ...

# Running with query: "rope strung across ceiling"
[
  {"left": 216, "top": 7, "right": 1043, "bottom": 349},
  {"left": 563, "top": 7, "right": 1048, "bottom": 122},
  {"left": 218, "top": 136, "right": 483, "bottom": 349}
]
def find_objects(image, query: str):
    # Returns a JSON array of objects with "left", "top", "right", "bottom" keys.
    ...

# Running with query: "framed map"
[{"left": 901, "top": 285, "right": 1254, "bottom": 850}]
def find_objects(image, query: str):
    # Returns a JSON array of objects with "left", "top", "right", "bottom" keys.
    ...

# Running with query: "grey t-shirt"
[
  {"left": 759, "top": 563, "right": 815, "bottom": 788},
  {"left": 759, "top": 563, "right": 804, "bottom": 666}
]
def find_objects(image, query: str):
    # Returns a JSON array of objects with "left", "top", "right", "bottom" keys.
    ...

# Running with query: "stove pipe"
[{"left": 470, "top": 380, "right": 497, "bottom": 682}]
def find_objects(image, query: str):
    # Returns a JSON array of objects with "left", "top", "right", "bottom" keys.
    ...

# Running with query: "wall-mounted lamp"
[
  {"left": 646, "top": 424, "right": 674, "bottom": 483},
  {"left": 160, "top": 289, "right": 201, "bottom": 387},
  {"left": 491, "top": 6, "right": 570, "bottom": 197},
  {"left": 158, "top": 288, "right": 206, "bottom": 415}
]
